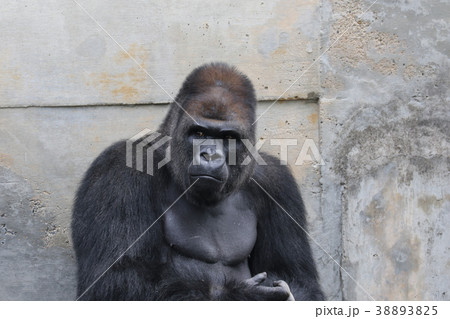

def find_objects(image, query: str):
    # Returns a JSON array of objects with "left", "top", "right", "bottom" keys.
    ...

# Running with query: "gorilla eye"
[
  {"left": 195, "top": 131, "right": 204, "bottom": 137},
  {"left": 222, "top": 131, "right": 238, "bottom": 140}
]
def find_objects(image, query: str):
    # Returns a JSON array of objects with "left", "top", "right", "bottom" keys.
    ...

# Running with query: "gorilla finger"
[
  {"left": 273, "top": 280, "right": 289, "bottom": 290},
  {"left": 256, "top": 285, "right": 291, "bottom": 301},
  {"left": 273, "top": 280, "right": 295, "bottom": 301},
  {"left": 245, "top": 272, "right": 267, "bottom": 286}
]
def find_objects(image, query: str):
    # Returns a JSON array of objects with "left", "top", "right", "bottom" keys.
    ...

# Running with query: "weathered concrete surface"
[
  {"left": 0, "top": 167, "right": 76, "bottom": 300},
  {"left": 0, "top": 0, "right": 320, "bottom": 106},
  {"left": 1, "top": 0, "right": 449, "bottom": 302},
  {"left": 320, "top": 0, "right": 449, "bottom": 300},
  {"left": 0, "top": 101, "right": 326, "bottom": 300}
]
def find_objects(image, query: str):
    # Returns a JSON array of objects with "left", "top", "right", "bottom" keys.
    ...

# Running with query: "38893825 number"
[{"left": 375, "top": 305, "right": 438, "bottom": 316}]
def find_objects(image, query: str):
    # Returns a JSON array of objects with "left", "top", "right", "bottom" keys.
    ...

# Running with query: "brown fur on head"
[
  {"left": 159, "top": 62, "right": 258, "bottom": 200},
  {"left": 160, "top": 62, "right": 257, "bottom": 137},
  {"left": 179, "top": 62, "right": 256, "bottom": 102}
]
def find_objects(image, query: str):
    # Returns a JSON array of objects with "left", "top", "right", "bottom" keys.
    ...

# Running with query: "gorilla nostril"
[
  {"left": 201, "top": 147, "right": 214, "bottom": 161},
  {"left": 201, "top": 152, "right": 222, "bottom": 162},
  {"left": 201, "top": 152, "right": 212, "bottom": 162}
]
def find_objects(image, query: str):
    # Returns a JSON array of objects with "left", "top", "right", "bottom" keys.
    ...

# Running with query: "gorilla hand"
[{"left": 243, "top": 272, "right": 295, "bottom": 301}]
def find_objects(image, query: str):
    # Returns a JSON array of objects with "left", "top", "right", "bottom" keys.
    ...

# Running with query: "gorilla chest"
[{"left": 163, "top": 195, "right": 257, "bottom": 265}]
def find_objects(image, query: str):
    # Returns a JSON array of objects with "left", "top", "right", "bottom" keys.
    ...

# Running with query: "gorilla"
[{"left": 72, "top": 62, "right": 324, "bottom": 300}]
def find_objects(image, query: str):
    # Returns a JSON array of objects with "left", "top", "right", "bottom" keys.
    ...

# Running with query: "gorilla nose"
[
  {"left": 200, "top": 147, "right": 225, "bottom": 169},
  {"left": 190, "top": 144, "right": 228, "bottom": 183}
]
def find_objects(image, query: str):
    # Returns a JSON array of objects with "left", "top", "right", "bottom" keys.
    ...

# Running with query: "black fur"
[{"left": 72, "top": 62, "right": 324, "bottom": 300}]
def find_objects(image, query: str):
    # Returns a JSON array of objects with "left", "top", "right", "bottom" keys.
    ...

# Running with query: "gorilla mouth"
[{"left": 190, "top": 174, "right": 223, "bottom": 183}]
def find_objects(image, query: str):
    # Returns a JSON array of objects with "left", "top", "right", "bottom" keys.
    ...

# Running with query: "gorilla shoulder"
[
  {"left": 85, "top": 140, "right": 126, "bottom": 171},
  {"left": 251, "top": 152, "right": 299, "bottom": 189}
]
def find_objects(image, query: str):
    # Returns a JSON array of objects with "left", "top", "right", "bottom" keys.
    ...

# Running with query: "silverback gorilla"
[{"left": 72, "top": 63, "right": 324, "bottom": 300}]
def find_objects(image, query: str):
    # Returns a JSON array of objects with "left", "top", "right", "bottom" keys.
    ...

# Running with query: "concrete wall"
[
  {"left": 0, "top": 0, "right": 448, "bottom": 300},
  {"left": 320, "top": 0, "right": 449, "bottom": 300}
]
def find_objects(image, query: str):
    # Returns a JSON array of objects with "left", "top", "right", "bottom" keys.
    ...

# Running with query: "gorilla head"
[{"left": 160, "top": 63, "right": 257, "bottom": 206}]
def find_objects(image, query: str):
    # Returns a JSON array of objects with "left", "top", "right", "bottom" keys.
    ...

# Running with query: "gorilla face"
[
  {"left": 185, "top": 123, "right": 250, "bottom": 205},
  {"left": 178, "top": 94, "right": 255, "bottom": 206},
  {"left": 163, "top": 64, "right": 258, "bottom": 206}
]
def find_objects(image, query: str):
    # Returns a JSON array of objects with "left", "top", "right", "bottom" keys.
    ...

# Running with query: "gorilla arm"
[
  {"left": 72, "top": 141, "right": 164, "bottom": 300},
  {"left": 247, "top": 153, "right": 325, "bottom": 301}
]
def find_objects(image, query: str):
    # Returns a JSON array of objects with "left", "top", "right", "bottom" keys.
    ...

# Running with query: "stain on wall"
[
  {"left": 0, "top": 0, "right": 448, "bottom": 301},
  {"left": 0, "top": 0, "right": 320, "bottom": 107},
  {"left": 320, "top": 0, "right": 449, "bottom": 300},
  {"left": 0, "top": 167, "right": 76, "bottom": 300}
]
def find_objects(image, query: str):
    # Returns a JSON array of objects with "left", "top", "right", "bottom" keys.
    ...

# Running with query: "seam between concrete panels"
[{"left": 0, "top": 98, "right": 320, "bottom": 109}]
